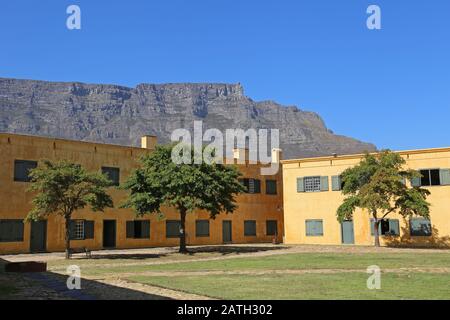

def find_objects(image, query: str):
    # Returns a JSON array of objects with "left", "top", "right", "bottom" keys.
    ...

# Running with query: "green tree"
[
  {"left": 26, "top": 160, "right": 114, "bottom": 259},
  {"left": 337, "top": 150, "right": 430, "bottom": 247},
  {"left": 121, "top": 145, "right": 246, "bottom": 253}
]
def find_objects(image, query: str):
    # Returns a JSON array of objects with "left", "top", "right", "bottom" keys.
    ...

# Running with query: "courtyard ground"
[{"left": 1, "top": 244, "right": 449, "bottom": 300}]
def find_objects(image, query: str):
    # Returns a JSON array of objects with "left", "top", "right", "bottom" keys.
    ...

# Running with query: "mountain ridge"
[{"left": 0, "top": 77, "right": 376, "bottom": 159}]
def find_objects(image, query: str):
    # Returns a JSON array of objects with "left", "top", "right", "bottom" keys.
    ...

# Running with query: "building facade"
[
  {"left": 282, "top": 148, "right": 450, "bottom": 247},
  {"left": 0, "top": 133, "right": 283, "bottom": 254}
]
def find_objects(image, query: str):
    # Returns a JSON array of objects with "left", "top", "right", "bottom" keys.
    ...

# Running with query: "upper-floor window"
[
  {"left": 102, "top": 167, "right": 120, "bottom": 186},
  {"left": 14, "top": 160, "right": 38, "bottom": 182},
  {"left": 266, "top": 180, "right": 277, "bottom": 195},
  {"left": 239, "top": 178, "right": 261, "bottom": 194},
  {"left": 411, "top": 169, "right": 450, "bottom": 187},
  {"left": 304, "top": 176, "right": 321, "bottom": 192}
]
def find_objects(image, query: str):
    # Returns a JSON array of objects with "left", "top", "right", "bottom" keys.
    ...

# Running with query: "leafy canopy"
[
  {"left": 121, "top": 144, "right": 246, "bottom": 217},
  {"left": 26, "top": 160, "right": 114, "bottom": 221},
  {"left": 337, "top": 150, "right": 430, "bottom": 222}
]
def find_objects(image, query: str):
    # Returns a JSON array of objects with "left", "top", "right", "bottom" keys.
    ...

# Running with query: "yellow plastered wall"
[
  {"left": 0, "top": 134, "right": 283, "bottom": 254},
  {"left": 282, "top": 149, "right": 450, "bottom": 247}
]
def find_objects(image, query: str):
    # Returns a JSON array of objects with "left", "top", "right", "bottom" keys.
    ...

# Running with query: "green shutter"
[
  {"left": 370, "top": 219, "right": 382, "bottom": 236},
  {"left": 320, "top": 176, "right": 329, "bottom": 191},
  {"left": 389, "top": 220, "right": 400, "bottom": 236},
  {"left": 244, "top": 221, "right": 256, "bottom": 236},
  {"left": 266, "top": 220, "right": 277, "bottom": 236},
  {"left": 254, "top": 179, "right": 261, "bottom": 193},
  {"left": 332, "top": 176, "right": 341, "bottom": 191},
  {"left": 126, "top": 221, "right": 135, "bottom": 238},
  {"left": 315, "top": 220, "right": 323, "bottom": 236},
  {"left": 297, "top": 178, "right": 305, "bottom": 193},
  {"left": 439, "top": 169, "right": 450, "bottom": 186},
  {"left": 84, "top": 221, "right": 95, "bottom": 239},
  {"left": 141, "top": 221, "right": 150, "bottom": 238},
  {"left": 69, "top": 220, "right": 77, "bottom": 240},
  {"left": 411, "top": 177, "right": 421, "bottom": 187}
]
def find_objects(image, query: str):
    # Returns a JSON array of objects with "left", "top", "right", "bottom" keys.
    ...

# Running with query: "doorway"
[
  {"left": 341, "top": 220, "right": 355, "bottom": 244},
  {"left": 222, "top": 221, "right": 232, "bottom": 244},
  {"left": 30, "top": 221, "right": 47, "bottom": 253},
  {"left": 103, "top": 220, "right": 116, "bottom": 248}
]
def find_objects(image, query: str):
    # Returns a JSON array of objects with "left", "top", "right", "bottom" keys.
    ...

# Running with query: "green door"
[
  {"left": 341, "top": 221, "right": 355, "bottom": 244},
  {"left": 30, "top": 221, "right": 47, "bottom": 253},
  {"left": 223, "top": 221, "right": 232, "bottom": 243}
]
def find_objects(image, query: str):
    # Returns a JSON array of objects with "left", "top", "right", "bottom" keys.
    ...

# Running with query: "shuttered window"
[
  {"left": 166, "top": 220, "right": 181, "bottom": 238},
  {"left": 69, "top": 220, "right": 95, "bottom": 240},
  {"left": 304, "top": 176, "right": 321, "bottom": 192},
  {"left": 300, "top": 176, "right": 329, "bottom": 192},
  {"left": 332, "top": 176, "right": 343, "bottom": 191},
  {"left": 0, "top": 220, "right": 24, "bottom": 242},
  {"left": 414, "top": 169, "right": 450, "bottom": 187},
  {"left": 196, "top": 220, "right": 210, "bottom": 237},
  {"left": 306, "top": 220, "right": 324, "bottom": 236},
  {"left": 266, "top": 220, "right": 278, "bottom": 236},
  {"left": 410, "top": 218, "right": 432, "bottom": 236},
  {"left": 14, "top": 160, "right": 38, "bottom": 182},
  {"left": 266, "top": 180, "right": 277, "bottom": 195},
  {"left": 244, "top": 220, "right": 257, "bottom": 236},
  {"left": 126, "top": 221, "right": 150, "bottom": 239},
  {"left": 102, "top": 167, "right": 120, "bottom": 186},
  {"left": 370, "top": 219, "right": 400, "bottom": 236},
  {"left": 239, "top": 179, "right": 261, "bottom": 194}
]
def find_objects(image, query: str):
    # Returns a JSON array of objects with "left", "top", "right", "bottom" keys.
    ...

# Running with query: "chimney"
[
  {"left": 272, "top": 148, "right": 283, "bottom": 164},
  {"left": 141, "top": 135, "right": 158, "bottom": 150}
]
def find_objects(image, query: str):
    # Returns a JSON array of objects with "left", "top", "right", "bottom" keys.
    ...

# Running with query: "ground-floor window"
[
  {"left": 370, "top": 219, "right": 400, "bottom": 236},
  {"left": 166, "top": 220, "right": 181, "bottom": 238},
  {"left": 126, "top": 220, "right": 150, "bottom": 239},
  {"left": 195, "top": 220, "right": 210, "bottom": 237},
  {"left": 305, "top": 220, "right": 323, "bottom": 236},
  {"left": 244, "top": 220, "right": 257, "bottom": 236},
  {"left": 69, "top": 220, "right": 94, "bottom": 240},
  {"left": 266, "top": 220, "right": 278, "bottom": 236},
  {"left": 0, "top": 220, "right": 24, "bottom": 242},
  {"left": 410, "top": 218, "right": 432, "bottom": 236}
]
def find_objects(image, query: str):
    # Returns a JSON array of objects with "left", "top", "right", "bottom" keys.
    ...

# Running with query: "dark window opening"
[
  {"left": 239, "top": 179, "right": 261, "bottom": 194},
  {"left": 14, "top": 160, "right": 38, "bottom": 182},
  {"left": 266, "top": 220, "right": 278, "bottom": 236},
  {"left": 166, "top": 220, "right": 181, "bottom": 238},
  {"left": 0, "top": 220, "right": 24, "bottom": 242},
  {"left": 371, "top": 219, "right": 400, "bottom": 236},
  {"left": 420, "top": 169, "right": 440, "bottom": 186},
  {"left": 244, "top": 220, "right": 257, "bottom": 236},
  {"left": 266, "top": 180, "right": 277, "bottom": 195},
  {"left": 196, "top": 220, "right": 210, "bottom": 237},
  {"left": 126, "top": 220, "right": 150, "bottom": 239},
  {"left": 102, "top": 167, "right": 120, "bottom": 186}
]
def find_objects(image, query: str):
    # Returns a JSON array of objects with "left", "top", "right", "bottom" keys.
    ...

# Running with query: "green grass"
[
  {"left": 78, "top": 252, "right": 450, "bottom": 276},
  {"left": 128, "top": 273, "right": 450, "bottom": 300}
]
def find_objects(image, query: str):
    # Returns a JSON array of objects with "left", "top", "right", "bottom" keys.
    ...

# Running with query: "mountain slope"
[{"left": 0, "top": 78, "right": 376, "bottom": 159}]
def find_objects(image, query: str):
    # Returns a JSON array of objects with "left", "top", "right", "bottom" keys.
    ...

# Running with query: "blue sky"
[{"left": 1, "top": 0, "right": 449, "bottom": 150}]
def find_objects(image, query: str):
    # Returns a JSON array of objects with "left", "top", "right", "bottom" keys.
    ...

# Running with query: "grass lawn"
[
  {"left": 76, "top": 252, "right": 450, "bottom": 276},
  {"left": 128, "top": 273, "right": 450, "bottom": 300}
]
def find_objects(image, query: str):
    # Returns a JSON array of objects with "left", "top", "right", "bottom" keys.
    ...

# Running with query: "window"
[
  {"left": 14, "top": 160, "right": 38, "bottom": 182},
  {"left": 410, "top": 218, "right": 432, "bottom": 236},
  {"left": 266, "top": 220, "right": 278, "bottom": 236},
  {"left": 304, "top": 176, "right": 321, "bottom": 192},
  {"left": 166, "top": 220, "right": 181, "bottom": 238},
  {"left": 420, "top": 169, "right": 440, "bottom": 186},
  {"left": 244, "top": 220, "right": 257, "bottom": 236},
  {"left": 306, "top": 220, "right": 324, "bottom": 236},
  {"left": 370, "top": 219, "right": 400, "bottom": 236},
  {"left": 332, "top": 175, "right": 344, "bottom": 191},
  {"left": 126, "top": 221, "right": 150, "bottom": 239},
  {"left": 0, "top": 220, "right": 24, "bottom": 242},
  {"left": 239, "top": 179, "right": 261, "bottom": 194},
  {"left": 69, "top": 220, "right": 94, "bottom": 240},
  {"left": 266, "top": 180, "right": 277, "bottom": 195},
  {"left": 196, "top": 220, "right": 210, "bottom": 237},
  {"left": 102, "top": 167, "right": 120, "bottom": 186}
]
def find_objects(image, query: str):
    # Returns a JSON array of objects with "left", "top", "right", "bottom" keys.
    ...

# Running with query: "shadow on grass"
[{"left": 185, "top": 245, "right": 288, "bottom": 256}]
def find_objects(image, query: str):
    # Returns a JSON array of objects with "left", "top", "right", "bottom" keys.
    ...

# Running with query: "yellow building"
[
  {"left": 0, "top": 133, "right": 283, "bottom": 254},
  {"left": 282, "top": 148, "right": 450, "bottom": 247}
]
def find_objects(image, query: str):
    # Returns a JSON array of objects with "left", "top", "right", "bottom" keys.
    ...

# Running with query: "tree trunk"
[
  {"left": 373, "top": 213, "right": 381, "bottom": 248},
  {"left": 65, "top": 216, "right": 71, "bottom": 259},
  {"left": 179, "top": 208, "right": 188, "bottom": 254}
]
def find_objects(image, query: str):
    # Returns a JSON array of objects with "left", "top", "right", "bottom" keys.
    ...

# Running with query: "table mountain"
[{"left": 0, "top": 77, "right": 376, "bottom": 159}]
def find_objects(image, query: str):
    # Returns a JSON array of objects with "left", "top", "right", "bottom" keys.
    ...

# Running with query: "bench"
[{"left": 68, "top": 247, "right": 92, "bottom": 259}]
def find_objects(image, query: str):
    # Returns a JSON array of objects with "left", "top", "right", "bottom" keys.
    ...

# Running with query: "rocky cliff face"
[{"left": 0, "top": 78, "right": 376, "bottom": 159}]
